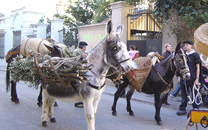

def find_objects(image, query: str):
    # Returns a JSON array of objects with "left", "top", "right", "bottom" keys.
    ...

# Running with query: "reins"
[
  {"left": 152, "top": 54, "right": 177, "bottom": 88},
  {"left": 184, "top": 80, "right": 202, "bottom": 105},
  {"left": 152, "top": 65, "right": 174, "bottom": 87}
]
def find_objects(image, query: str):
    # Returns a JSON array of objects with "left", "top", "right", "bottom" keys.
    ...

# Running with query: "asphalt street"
[{"left": 0, "top": 59, "right": 207, "bottom": 130}]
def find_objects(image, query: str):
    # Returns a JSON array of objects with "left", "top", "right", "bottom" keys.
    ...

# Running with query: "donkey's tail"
[{"left": 6, "top": 64, "right": 10, "bottom": 92}]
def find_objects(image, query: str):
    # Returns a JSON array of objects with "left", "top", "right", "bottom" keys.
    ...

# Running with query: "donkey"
[
  {"left": 111, "top": 43, "right": 191, "bottom": 125},
  {"left": 40, "top": 20, "right": 132, "bottom": 130},
  {"left": 6, "top": 41, "right": 65, "bottom": 105}
]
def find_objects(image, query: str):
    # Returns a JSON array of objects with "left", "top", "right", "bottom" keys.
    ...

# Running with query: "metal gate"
[
  {"left": 0, "top": 33, "right": 5, "bottom": 58},
  {"left": 127, "top": 11, "right": 162, "bottom": 56},
  {"left": 13, "top": 30, "right": 21, "bottom": 47}
]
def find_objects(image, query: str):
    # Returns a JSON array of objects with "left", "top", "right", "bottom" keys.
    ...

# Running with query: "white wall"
[{"left": 0, "top": 0, "right": 57, "bottom": 57}]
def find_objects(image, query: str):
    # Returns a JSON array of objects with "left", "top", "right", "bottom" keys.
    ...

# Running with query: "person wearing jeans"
[{"left": 170, "top": 84, "right": 181, "bottom": 101}]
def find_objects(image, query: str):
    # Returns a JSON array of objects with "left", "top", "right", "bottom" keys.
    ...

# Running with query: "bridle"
[
  {"left": 88, "top": 38, "right": 130, "bottom": 90},
  {"left": 108, "top": 39, "right": 130, "bottom": 68},
  {"left": 152, "top": 49, "right": 190, "bottom": 87},
  {"left": 173, "top": 48, "right": 190, "bottom": 78}
]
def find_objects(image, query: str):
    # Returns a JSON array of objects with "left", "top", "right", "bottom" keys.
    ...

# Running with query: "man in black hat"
[
  {"left": 176, "top": 40, "right": 202, "bottom": 115},
  {"left": 74, "top": 41, "right": 88, "bottom": 108},
  {"left": 79, "top": 41, "right": 88, "bottom": 52}
]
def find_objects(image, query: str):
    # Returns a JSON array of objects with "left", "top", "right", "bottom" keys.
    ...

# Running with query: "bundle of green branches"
[{"left": 9, "top": 50, "right": 91, "bottom": 89}]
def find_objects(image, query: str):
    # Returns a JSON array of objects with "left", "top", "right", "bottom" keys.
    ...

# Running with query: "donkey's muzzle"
[{"left": 182, "top": 70, "right": 190, "bottom": 80}]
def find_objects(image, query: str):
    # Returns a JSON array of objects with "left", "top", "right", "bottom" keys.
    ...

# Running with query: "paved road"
[{"left": 0, "top": 59, "right": 207, "bottom": 130}]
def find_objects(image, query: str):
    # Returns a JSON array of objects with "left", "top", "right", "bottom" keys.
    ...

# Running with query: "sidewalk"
[{"left": 1, "top": 58, "right": 207, "bottom": 112}]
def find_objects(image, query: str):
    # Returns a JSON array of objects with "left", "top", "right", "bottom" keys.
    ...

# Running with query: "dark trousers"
[{"left": 179, "top": 84, "right": 199, "bottom": 111}]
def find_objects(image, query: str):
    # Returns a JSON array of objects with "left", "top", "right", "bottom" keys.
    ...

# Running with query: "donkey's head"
[
  {"left": 104, "top": 20, "right": 132, "bottom": 73},
  {"left": 174, "top": 42, "right": 190, "bottom": 80},
  {"left": 44, "top": 44, "right": 66, "bottom": 58}
]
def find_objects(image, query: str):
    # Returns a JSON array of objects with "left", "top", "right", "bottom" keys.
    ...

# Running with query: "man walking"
[{"left": 176, "top": 40, "right": 202, "bottom": 115}]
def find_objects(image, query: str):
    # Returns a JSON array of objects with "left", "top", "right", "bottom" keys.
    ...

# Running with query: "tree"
[
  {"left": 59, "top": 0, "right": 112, "bottom": 46},
  {"left": 152, "top": 0, "right": 208, "bottom": 41},
  {"left": 66, "top": 0, "right": 111, "bottom": 25}
]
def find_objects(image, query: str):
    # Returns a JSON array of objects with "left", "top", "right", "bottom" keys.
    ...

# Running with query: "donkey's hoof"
[
  {"left": 37, "top": 102, "right": 42, "bottom": 107},
  {"left": 112, "top": 111, "right": 117, "bottom": 116},
  {"left": 129, "top": 111, "right": 134, "bottom": 116},
  {"left": 50, "top": 118, "right": 56, "bottom": 123},
  {"left": 12, "top": 99, "right": 20, "bottom": 104},
  {"left": 42, "top": 121, "right": 47, "bottom": 127},
  {"left": 156, "top": 120, "right": 163, "bottom": 125}
]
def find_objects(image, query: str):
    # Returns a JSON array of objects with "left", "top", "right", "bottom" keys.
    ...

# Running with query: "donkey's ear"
[
  {"left": 106, "top": 20, "right": 113, "bottom": 36},
  {"left": 44, "top": 44, "right": 53, "bottom": 51},
  {"left": 115, "top": 25, "right": 123, "bottom": 38},
  {"left": 175, "top": 42, "right": 182, "bottom": 53}
]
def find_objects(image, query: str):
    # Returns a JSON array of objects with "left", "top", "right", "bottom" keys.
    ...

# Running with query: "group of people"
[{"left": 74, "top": 40, "right": 202, "bottom": 116}]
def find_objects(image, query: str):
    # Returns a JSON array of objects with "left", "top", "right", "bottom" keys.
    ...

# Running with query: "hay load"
[{"left": 194, "top": 23, "right": 208, "bottom": 56}]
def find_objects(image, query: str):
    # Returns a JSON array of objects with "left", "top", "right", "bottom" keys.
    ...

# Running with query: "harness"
[
  {"left": 152, "top": 65, "right": 175, "bottom": 88},
  {"left": 23, "top": 38, "right": 52, "bottom": 56},
  {"left": 87, "top": 81, "right": 106, "bottom": 90}
]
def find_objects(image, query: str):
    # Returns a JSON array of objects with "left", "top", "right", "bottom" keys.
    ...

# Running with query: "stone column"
[
  {"left": 37, "top": 23, "right": 47, "bottom": 39},
  {"left": 51, "top": 18, "right": 64, "bottom": 43},
  {"left": 110, "top": 1, "right": 133, "bottom": 44}
]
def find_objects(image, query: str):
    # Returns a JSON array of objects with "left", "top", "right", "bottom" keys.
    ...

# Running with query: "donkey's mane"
[{"left": 157, "top": 53, "right": 173, "bottom": 67}]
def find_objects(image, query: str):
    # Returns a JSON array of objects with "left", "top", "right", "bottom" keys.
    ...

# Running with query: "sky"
[{"left": 0, "top": 0, "right": 57, "bottom": 15}]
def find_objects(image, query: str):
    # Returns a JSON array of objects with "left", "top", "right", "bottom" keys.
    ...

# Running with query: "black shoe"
[
  {"left": 176, "top": 110, "right": 187, "bottom": 115},
  {"left": 54, "top": 101, "right": 58, "bottom": 107},
  {"left": 164, "top": 102, "right": 170, "bottom": 105},
  {"left": 74, "top": 102, "right": 83, "bottom": 108}
]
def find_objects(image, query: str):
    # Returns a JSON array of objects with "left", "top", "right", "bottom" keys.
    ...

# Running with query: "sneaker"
[
  {"left": 176, "top": 110, "right": 187, "bottom": 115},
  {"left": 170, "top": 94, "right": 177, "bottom": 101},
  {"left": 173, "top": 97, "right": 177, "bottom": 101},
  {"left": 74, "top": 102, "right": 83, "bottom": 108},
  {"left": 188, "top": 101, "right": 192, "bottom": 105}
]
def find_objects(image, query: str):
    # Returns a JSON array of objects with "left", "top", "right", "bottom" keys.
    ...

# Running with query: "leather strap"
[{"left": 87, "top": 81, "right": 106, "bottom": 90}]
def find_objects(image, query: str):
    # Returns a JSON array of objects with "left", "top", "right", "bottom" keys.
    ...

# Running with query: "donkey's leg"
[
  {"left": 126, "top": 85, "right": 135, "bottom": 116},
  {"left": 112, "top": 84, "right": 126, "bottom": 116},
  {"left": 92, "top": 92, "right": 103, "bottom": 117},
  {"left": 112, "top": 77, "right": 129, "bottom": 116},
  {"left": 48, "top": 97, "right": 56, "bottom": 123},
  {"left": 37, "top": 85, "right": 43, "bottom": 107},
  {"left": 83, "top": 98, "right": 95, "bottom": 130},
  {"left": 11, "top": 81, "right": 19, "bottom": 104},
  {"left": 154, "top": 92, "right": 163, "bottom": 125},
  {"left": 41, "top": 89, "right": 50, "bottom": 127}
]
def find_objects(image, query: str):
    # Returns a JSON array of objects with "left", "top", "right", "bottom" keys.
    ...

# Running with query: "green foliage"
[
  {"left": 59, "top": 15, "right": 78, "bottom": 46},
  {"left": 9, "top": 54, "right": 51, "bottom": 88},
  {"left": 62, "top": 0, "right": 112, "bottom": 46},
  {"left": 66, "top": 0, "right": 96, "bottom": 25},
  {"left": 182, "top": 9, "right": 208, "bottom": 28},
  {"left": 153, "top": 0, "right": 208, "bottom": 28},
  {"left": 9, "top": 47, "right": 87, "bottom": 88}
]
